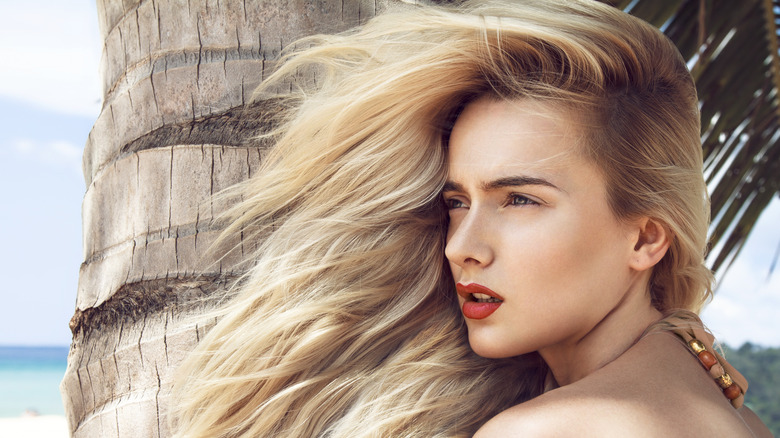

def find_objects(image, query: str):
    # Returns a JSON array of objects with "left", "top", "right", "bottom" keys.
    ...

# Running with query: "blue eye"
[{"left": 509, "top": 194, "right": 537, "bottom": 206}]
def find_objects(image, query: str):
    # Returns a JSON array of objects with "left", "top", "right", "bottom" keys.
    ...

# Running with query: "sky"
[
  {"left": 0, "top": 1, "right": 778, "bottom": 348},
  {"left": 0, "top": 0, "right": 100, "bottom": 346}
]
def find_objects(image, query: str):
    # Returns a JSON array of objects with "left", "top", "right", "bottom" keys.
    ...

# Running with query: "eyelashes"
[
  {"left": 445, "top": 197, "right": 466, "bottom": 209},
  {"left": 508, "top": 194, "right": 538, "bottom": 206},
  {"left": 443, "top": 193, "right": 540, "bottom": 210}
]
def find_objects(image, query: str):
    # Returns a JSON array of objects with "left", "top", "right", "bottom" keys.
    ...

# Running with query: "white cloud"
[
  {"left": 6, "top": 137, "right": 83, "bottom": 175},
  {"left": 50, "top": 140, "right": 82, "bottom": 159},
  {"left": 12, "top": 138, "right": 34, "bottom": 153},
  {"left": 0, "top": 0, "right": 101, "bottom": 117},
  {"left": 702, "top": 199, "right": 780, "bottom": 347}
]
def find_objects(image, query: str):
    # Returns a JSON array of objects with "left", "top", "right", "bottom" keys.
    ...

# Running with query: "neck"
[{"left": 538, "top": 280, "right": 662, "bottom": 387}]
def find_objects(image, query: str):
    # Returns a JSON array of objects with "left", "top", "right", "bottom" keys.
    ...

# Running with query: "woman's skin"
[
  {"left": 443, "top": 97, "right": 772, "bottom": 437},
  {"left": 444, "top": 97, "right": 667, "bottom": 381}
]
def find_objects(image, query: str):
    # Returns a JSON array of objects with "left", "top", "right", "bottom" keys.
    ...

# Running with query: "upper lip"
[{"left": 455, "top": 283, "right": 504, "bottom": 301}]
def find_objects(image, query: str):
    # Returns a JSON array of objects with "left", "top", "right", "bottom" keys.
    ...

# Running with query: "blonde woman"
[{"left": 172, "top": 1, "right": 772, "bottom": 436}]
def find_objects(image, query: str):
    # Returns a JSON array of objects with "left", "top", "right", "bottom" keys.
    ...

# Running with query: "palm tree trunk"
[{"left": 61, "top": 1, "right": 396, "bottom": 436}]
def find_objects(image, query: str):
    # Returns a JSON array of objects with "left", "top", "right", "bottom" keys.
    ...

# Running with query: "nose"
[{"left": 445, "top": 208, "right": 494, "bottom": 269}]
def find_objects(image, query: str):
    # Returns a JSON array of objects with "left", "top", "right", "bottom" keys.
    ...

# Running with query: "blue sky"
[
  {"left": 0, "top": 0, "right": 100, "bottom": 346},
  {"left": 0, "top": 0, "right": 778, "bottom": 347}
]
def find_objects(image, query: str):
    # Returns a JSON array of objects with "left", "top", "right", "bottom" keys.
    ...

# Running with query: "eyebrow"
[{"left": 442, "top": 176, "right": 562, "bottom": 193}]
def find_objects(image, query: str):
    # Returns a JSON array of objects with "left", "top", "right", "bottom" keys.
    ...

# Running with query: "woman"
[
  {"left": 444, "top": 97, "right": 769, "bottom": 437},
  {"left": 172, "top": 1, "right": 771, "bottom": 436}
]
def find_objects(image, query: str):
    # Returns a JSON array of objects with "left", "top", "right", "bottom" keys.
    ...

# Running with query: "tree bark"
[{"left": 61, "top": 1, "right": 396, "bottom": 436}]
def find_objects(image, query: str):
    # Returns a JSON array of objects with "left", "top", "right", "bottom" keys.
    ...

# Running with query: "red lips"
[{"left": 456, "top": 283, "right": 504, "bottom": 320}]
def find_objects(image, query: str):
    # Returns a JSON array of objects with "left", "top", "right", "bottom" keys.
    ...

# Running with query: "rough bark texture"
[{"left": 62, "top": 1, "right": 396, "bottom": 436}]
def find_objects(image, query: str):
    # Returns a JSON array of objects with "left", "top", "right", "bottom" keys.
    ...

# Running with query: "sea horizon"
[{"left": 0, "top": 345, "right": 69, "bottom": 418}]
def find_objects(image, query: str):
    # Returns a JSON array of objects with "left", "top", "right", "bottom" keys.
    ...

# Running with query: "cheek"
[{"left": 506, "top": 212, "right": 627, "bottom": 294}]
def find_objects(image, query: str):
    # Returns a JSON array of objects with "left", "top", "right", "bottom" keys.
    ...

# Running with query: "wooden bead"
[
  {"left": 724, "top": 384, "right": 741, "bottom": 400},
  {"left": 697, "top": 351, "right": 718, "bottom": 370}
]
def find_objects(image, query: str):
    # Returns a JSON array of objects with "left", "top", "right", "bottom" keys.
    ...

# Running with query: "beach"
[{"left": 0, "top": 346, "right": 69, "bottom": 437}]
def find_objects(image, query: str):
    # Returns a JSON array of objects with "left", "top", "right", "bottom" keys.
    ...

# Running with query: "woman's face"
[{"left": 443, "top": 97, "right": 640, "bottom": 359}]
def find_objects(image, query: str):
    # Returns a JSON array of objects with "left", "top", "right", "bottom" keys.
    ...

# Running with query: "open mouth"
[
  {"left": 470, "top": 292, "right": 502, "bottom": 303},
  {"left": 456, "top": 283, "right": 504, "bottom": 302},
  {"left": 456, "top": 283, "right": 504, "bottom": 319}
]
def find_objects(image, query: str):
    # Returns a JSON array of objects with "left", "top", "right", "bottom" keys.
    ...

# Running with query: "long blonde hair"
[{"left": 172, "top": 1, "right": 711, "bottom": 436}]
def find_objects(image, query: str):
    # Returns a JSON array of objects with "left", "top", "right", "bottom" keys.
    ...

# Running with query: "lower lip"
[{"left": 462, "top": 301, "right": 502, "bottom": 319}]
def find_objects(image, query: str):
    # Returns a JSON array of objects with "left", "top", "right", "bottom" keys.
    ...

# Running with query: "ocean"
[{"left": 0, "top": 346, "right": 69, "bottom": 417}]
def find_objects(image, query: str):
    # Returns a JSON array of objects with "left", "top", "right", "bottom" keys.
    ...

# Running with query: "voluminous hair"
[{"left": 172, "top": 1, "right": 712, "bottom": 436}]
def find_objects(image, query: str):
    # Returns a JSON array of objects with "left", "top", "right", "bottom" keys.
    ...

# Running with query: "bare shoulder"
[
  {"left": 473, "top": 384, "right": 763, "bottom": 438},
  {"left": 474, "top": 390, "right": 658, "bottom": 438},
  {"left": 475, "top": 333, "right": 766, "bottom": 438},
  {"left": 738, "top": 406, "right": 774, "bottom": 438}
]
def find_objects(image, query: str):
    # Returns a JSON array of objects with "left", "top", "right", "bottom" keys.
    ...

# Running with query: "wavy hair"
[{"left": 171, "top": 1, "right": 711, "bottom": 436}]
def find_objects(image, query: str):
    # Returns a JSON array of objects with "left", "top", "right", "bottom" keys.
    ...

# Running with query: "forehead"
[{"left": 447, "top": 97, "right": 587, "bottom": 178}]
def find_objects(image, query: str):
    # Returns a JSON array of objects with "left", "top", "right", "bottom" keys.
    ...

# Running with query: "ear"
[{"left": 629, "top": 217, "right": 670, "bottom": 271}]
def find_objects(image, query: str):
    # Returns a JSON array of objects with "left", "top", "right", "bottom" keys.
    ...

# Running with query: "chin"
[{"left": 467, "top": 333, "right": 517, "bottom": 359}]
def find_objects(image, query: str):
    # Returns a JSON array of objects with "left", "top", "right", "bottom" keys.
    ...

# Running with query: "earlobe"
[{"left": 629, "top": 218, "right": 670, "bottom": 271}]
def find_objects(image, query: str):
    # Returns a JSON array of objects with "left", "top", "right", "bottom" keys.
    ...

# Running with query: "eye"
[
  {"left": 508, "top": 194, "right": 538, "bottom": 206},
  {"left": 444, "top": 197, "right": 468, "bottom": 209}
]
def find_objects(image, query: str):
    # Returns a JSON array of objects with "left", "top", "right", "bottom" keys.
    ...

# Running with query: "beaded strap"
[
  {"left": 645, "top": 310, "right": 748, "bottom": 409},
  {"left": 669, "top": 321, "right": 748, "bottom": 409},
  {"left": 686, "top": 338, "right": 743, "bottom": 404}
]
